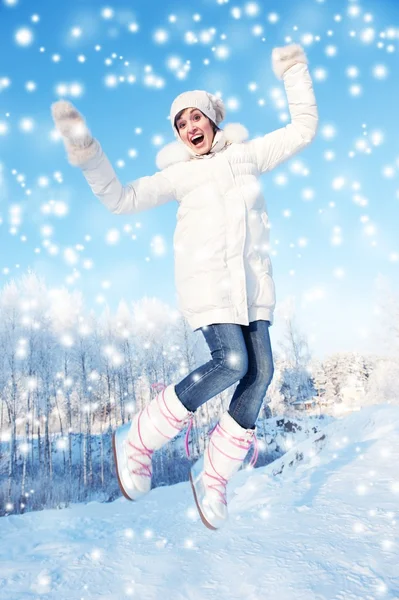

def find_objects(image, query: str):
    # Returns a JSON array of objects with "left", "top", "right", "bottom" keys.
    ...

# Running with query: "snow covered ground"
[{"left": 0, "top": 404, "right": 398, "bottom": 600}]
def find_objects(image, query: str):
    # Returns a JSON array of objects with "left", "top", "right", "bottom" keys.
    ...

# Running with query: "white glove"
[
  {"left": 271, "top": 44, "right": 308, "bottom": 80},
  {"left": 51, "top": 100, "right": 97, "bottom": 166}
]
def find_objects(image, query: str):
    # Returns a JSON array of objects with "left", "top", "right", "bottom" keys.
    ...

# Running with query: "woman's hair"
[{"left": 174, "top": 108, "right": 220, "bottom": 134}]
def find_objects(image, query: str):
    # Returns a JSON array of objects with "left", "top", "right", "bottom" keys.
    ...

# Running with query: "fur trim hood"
[{"left": 156, "top": 122, "right": 249, "bottom": 170}]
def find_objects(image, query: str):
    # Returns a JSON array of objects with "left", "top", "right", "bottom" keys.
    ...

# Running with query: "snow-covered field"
[{"left": 0, "top": 405, "right": 398, "bottom": 600}]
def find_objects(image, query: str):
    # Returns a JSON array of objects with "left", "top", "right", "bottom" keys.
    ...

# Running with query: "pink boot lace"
[
  {"left": 204, "top": 422, "right": 259, "bottom": 505},
  {"left": 128, "top": 382, "right": 194, "bottom": 478}
]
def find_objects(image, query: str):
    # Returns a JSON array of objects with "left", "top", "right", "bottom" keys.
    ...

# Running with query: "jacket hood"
[{"left": 156, "top": 122, "right": 249, "bottom": 170}]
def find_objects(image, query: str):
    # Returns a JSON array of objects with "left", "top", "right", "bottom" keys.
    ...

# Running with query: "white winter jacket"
[{"left": 79, "top": 61, "right": 318, "bottom": 332}]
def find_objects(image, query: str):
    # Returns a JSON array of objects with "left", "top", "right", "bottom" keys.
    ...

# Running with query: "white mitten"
[
  {"left": 51, "top": 100, "right": 98, "bottom": 166},
  {"left": 271, "top": 44, "right": 308, "bottom": 80}
]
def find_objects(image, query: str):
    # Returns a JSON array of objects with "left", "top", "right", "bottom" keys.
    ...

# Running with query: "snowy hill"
[{"left": 0, "top": 405, "right": 398, "bottom": 600}]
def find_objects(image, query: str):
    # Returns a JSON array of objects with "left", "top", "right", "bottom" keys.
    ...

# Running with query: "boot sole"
[
  {"left": 112, "top": 430, "right": 135, "bottom": 502},
  {"left": 189, "top": 472, "right": 217, "bottom": 531}
]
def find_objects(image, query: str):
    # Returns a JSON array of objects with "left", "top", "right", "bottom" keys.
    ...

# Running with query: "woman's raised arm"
[
  {"left": 51, "top": 100, "right": 176, "bottom": 215},
  {"left": 247, "top": 44, "right": 319, "bottom": 175}
]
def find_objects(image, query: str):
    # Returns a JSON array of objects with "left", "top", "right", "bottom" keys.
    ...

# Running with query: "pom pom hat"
[{"left": 170, "top": 90, "right": 226, "bottom": 136}]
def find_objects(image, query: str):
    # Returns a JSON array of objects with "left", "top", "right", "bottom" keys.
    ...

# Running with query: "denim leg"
[
  {"left": 174, "top": 323, "right": 249, "bottom": 413},
  {"left": 228, "top": 320, "right": 274, "bottom": 430}
]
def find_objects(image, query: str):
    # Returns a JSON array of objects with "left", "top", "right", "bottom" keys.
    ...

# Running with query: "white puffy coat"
[{"left": 79, "top": 62, "right": 318, "bottom": 332}]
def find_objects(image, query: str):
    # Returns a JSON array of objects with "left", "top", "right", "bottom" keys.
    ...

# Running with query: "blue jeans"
[{"left": 174, "top": 320, "right": 274, "bottom": 430}]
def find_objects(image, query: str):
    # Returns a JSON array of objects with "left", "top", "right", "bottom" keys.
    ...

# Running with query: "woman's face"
[{"left": 175, "top": 108, "right": 215, "bottom": 155}]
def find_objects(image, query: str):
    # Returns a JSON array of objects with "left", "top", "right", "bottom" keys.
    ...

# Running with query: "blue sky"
[{"left": 0, "top": 0, "right": 399, "bottom": 359}]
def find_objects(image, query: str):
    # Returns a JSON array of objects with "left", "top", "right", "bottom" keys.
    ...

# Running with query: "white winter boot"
[
  {"left": 113, "top": 384, "right": 194, "bottom": 501},
  {"left": 190, "top": 411, "right": 258, "bottom": 530}
]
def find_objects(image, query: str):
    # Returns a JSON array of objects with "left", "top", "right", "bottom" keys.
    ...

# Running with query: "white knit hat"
[{"left": 169, "top": 90, "right": 226, "bottom": 136}]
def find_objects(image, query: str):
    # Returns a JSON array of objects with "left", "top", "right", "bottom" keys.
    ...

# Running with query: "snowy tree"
[
  {"left": 0, "top": 280, "right": 23, "bottom": 498},
  {"left": 266, "top": 359, "right": 286, "bottom": 416},
  {"left": 277, "top": 313, "right": 314, "bottom": 407},
  {"left": 310, "top": 358, "right": 338, "bottom": 413},
  {"left": 363, "top": 356, "right": 399, "bottom": 407}
]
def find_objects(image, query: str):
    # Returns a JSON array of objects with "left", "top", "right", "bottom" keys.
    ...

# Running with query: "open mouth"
[{"left": 191, "top": 134, "right": 204, "bottom": 146}]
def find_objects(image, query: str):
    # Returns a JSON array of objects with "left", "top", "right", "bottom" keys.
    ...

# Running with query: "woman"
[{"left": 51, "top": 43, "right": 318, "bottom": 530}]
